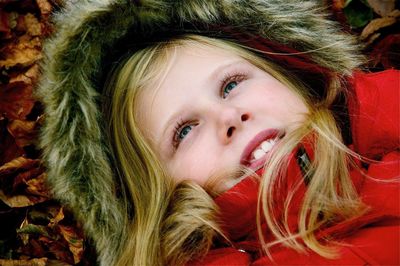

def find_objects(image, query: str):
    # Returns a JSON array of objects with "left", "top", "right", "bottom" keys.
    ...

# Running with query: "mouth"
[{"left": 240, "top": 129, "right": 283, "bottom": 171}]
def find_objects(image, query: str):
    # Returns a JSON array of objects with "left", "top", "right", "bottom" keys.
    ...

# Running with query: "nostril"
[
  {"left": 227, "top": 126, "right": 235, "bottom": 137},
  {"left": 241, "top": 114, "right": 249, "bottom": 122}
]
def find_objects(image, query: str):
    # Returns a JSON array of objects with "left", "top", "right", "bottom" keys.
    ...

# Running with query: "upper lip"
[{"left": 240, "top": 129, "right": 280, "bottom": 166}]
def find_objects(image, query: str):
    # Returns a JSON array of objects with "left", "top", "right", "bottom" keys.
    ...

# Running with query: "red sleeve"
[
  {"left": 252, "top": 221, "right": 399, "bottom": 266},
  {"left": 349, "top": 69, "right": 400, "bottom": 159},
  {"left": 253, "top": 151, "right": 400, "bottom": 266},
  {"left": 361, "top": 151, "right": 400, "bottom": 217}
]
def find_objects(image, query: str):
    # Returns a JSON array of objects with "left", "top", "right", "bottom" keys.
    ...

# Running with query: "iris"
[{"left": 223, "top": 81, "right": 238, "bottom": 98}]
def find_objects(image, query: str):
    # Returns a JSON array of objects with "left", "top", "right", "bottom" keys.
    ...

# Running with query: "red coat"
[{"left": 190, "top": 70, "right": 400, "bottom": 265}]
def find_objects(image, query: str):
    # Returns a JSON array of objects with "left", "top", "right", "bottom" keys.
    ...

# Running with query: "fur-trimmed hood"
[{"left": 36, "top": 0, "right": 365, "bottom": 265}]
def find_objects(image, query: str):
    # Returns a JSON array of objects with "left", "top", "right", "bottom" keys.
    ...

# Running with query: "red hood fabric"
[{"left": 190, "top": 70, "right": 400, "bottom": 265}]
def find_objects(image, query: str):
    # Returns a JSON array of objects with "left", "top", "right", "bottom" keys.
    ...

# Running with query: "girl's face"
[{"left": 136, "top": 44, "right": 308, "bottom": 192}]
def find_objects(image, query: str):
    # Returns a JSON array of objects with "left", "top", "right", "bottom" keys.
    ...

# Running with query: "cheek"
[
  {"left": 257, "top": 85, "right": 307, "bottom": 113},
  {"left": 169, "top": 144, "right": 218, "bottom": 186}
]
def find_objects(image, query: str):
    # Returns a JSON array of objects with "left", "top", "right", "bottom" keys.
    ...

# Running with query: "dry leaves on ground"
[
  {"left": 0, "top": 0, "right": 96, "bottom": 265},
  {"left": 331, "top": 0, "right": 399, "bottom": 69}
]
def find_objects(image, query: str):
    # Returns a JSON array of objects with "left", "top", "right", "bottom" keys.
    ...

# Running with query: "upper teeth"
[{"left": 252, "top": 139, "right": 277, "bottom": 160}]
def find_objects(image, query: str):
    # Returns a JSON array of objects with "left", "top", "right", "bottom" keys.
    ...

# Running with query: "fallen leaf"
[
  {"left": 364, "top": 32, "right": 381, "bottom": 46},
  {"left": 19, "top": 216, "right": 30, "bottom": 245},
  {"left": 369, "top": 33, "right": 400, "bottom": 69},
  {"left": 332, "top": 0, "right": 346, "bottom": 10},
  {"left": 0, "top": 81, "right": 35, "bottom": 120},
  {"left": 35, "top": 0, "right": 52, "bottom": 17},
  {"left": 39, "top": 236, "right": 74, "bottom": 264},
  {"left": 0, "top": 189, "right": 47, "bottom": 207},
  {"left": 25, "top": 13, "right": 42, "bottom": 37},
  {"left": 17, "top": 224, "right": 52, "bottom": 238},
  {"left": 27, "top": 238, "right": 46, "bottom": 258},
  {"left": 26, "top": 173, "right": 50, "bottom": 197},
  {"left": 12, "top": 12, "right": 42, "bottom": 37},
  {"left": 360, "top": 10, "right": 400, "bottom": 40},
  {"left": 0, "top": 35, "right": 42, "bottom": 69},
  {"left": 44, "top": 205, "right": 64, "bottom": 225},
  {"left": 367, "top": 0, "right": 396, "bottom": 17},
  {"left": 0, "top": 1, "right": 38, "bottom": 12},
  {"left": 9, "top": 64, "right": 40, "bottom": 84},
  {"left": 0, "top": 123, "right": 24, "bottom": 166},
  {"left": 0, "top": 11, "right": 12, "bottom": 39},
  {"left": 58, "top": 225, "right": 83, "bottom": 264},
  {"left": 7, "top": 119, "right": 39, "bottom": 148},
  {"left": 27, "top": 210, "right": 50, "bottom": 224},
  {"left": 12, "top": 166, "right": 43, "bottom": 189},
  {"left": 49, "top": 206, "right": 65, "bottom": 227},
  {"left": 0, "top": 258, "right": 48, "bottom": 266},
  {"left": 48, "top": 241, "right": 74, "bottom": 265},
  {"left": 0, "top": 157, "right": 39, "bottom": 177}
]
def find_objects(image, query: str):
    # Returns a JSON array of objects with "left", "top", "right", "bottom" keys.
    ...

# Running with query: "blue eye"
[
  {"left": 173, "top": 121, "right": 194, "bottom": 149},
  {"left": 222, "top": 81, "right": 238, "bottom": 98},
  {"left": 178, "top": 125, "right": 192, "bottom": 140}
]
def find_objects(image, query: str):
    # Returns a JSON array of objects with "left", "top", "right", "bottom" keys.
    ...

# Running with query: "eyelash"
[
  {"left": 172, "top": 119, "right": 185, "bottom": 149},
  {"left": 171, "top": 71, "right": 247, "bottom": 150}
]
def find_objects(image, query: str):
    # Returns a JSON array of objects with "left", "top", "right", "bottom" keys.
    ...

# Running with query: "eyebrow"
[{"left": 159, "top": 59, "right": 246, "bottom": 147}]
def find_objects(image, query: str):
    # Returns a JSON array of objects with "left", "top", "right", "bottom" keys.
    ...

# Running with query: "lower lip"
[{"left": 247, "top": 154, "right": 269, "bottom": 171}]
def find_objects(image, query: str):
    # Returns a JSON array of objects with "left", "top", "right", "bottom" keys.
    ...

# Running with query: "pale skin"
[{"left": 136, "top": 44, "right": 309, "bottom": 193}]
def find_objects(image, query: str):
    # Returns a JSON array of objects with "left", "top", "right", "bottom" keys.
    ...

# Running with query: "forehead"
[{"left": 147, "top": 42, "right": 242, "bottom": 96}]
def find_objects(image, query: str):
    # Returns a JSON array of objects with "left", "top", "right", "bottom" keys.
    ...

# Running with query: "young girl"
[{"left": 37, "top": 1, "right": 399, "bottom": 265}]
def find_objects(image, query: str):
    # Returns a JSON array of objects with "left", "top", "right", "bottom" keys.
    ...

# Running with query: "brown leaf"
[
  {"left": 360, "top": 10, "right": 400, "bottom": 40},
  {"left": 12, "top": 166, "right": 44, "bottom": 190},
  {"left": 27, "top": 205, "right": 61, "bottom": 225},
  {"left": 39, "top": 236, "right": 74, "bottom": 264},
  {"left": 45, "top": 205, "right": 64, "bottom": 224},
  {"left": 19, "top": 216, "right": 30, "bottom": 245},
  {"left": 7, "top": 118, "right": 40, "bottom": 148},
  {"left": 0, "top": 157, "right": 39, "bottom": 177},
  {"left": 369, "top": 33, "right": 400, "bottom": 69},
  {"left": 9, "top": 64, "right": 40, "bottom": 84},
  {"left": 0, "top": 258, "right": 48, "bottom": 266},
  {"left": 28, "top": 238, "right": 47, "bottom": 258},
  {"left": 0, "top": 123, "right": 24, "bottom": 166},
  {"left": 25, "top": 13, "right": 42, "bottom": 37},
  {"left": 25, "top": 173, "right": 50, "bottom": 197},
  {"left": 0, "top": 189, "right": 47, "bottom": 207},
  {"left": 58, "top": 225, "right": 83, "bottom": 264},
  {"left": 0, "top": 81, "right": 35, "bottom": 120},
  {"left": 367, "top": 0, "right": 396, "bottom": 17},
  {"left": 49, "top": 206, "right": 65, "bottom": 226},
  {"left": 49, "top": 246, "right": 74, "bottom": 264},
  {"left": 35, "top": 0, "right": 52, "bottom": 17},
  {"left": 331, "top": 0, "right": 346, "bottom": 10},
  {"left": 0, "top": 11, "right": 13, "bottom": 39},
  {"left": 0, "top": 35, "right": 42, "bottom": 69},
  {"left": 15, "top": 13, "right": 26, "bottom": 32},
  {"left": 13, "top": 13, "right": 42, "bottom": 37}
]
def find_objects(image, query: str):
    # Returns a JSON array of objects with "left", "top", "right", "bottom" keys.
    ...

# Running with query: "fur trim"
[{"left": 36, "top": 0, "right": 365, "bottom": 265}]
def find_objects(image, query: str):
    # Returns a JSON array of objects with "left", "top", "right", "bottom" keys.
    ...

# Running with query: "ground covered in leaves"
[
  {"left": 0, "top": 1, "right": 96, "bottom": 265},
  {"left": 0, "top": 0, "right": 398, "bottom": 265}
]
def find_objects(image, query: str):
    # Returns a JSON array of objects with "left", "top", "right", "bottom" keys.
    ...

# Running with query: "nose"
[{"left": 217, "top": 106, "right": 250, "bottom": 144}]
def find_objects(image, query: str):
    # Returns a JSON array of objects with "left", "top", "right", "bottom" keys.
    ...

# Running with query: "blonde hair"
[{"left": 102, "top": 35, "right": 366, "bottom": 265}]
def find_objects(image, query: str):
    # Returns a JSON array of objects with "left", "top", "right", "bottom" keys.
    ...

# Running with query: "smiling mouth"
[{"left": 240, "top": 129, "right": 283, "bottom": 171}]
